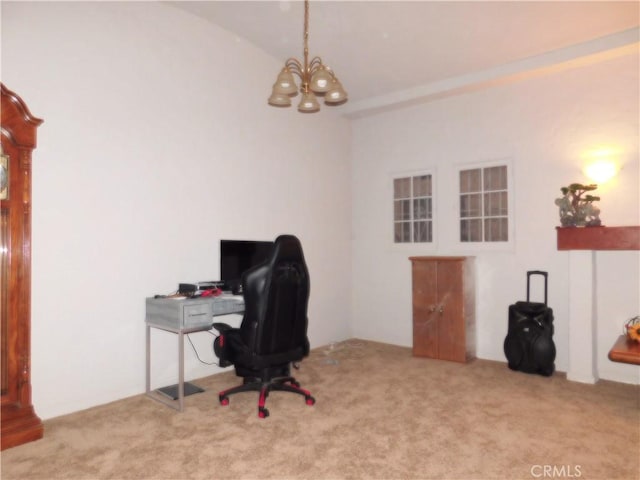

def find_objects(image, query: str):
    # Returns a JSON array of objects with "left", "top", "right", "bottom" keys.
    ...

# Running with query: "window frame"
[
  {"left": 391, "top": 169, "right": 436, "bottom": 246},
  {"left": 455, "top": 159, "right": 514, "bottom": 251}
]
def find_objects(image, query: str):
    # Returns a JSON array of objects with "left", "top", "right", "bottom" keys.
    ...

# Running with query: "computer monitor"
[{"left": 220, "top": 239, "right": 274, "bottom": 293}]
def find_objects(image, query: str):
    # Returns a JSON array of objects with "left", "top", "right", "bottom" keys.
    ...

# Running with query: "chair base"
[{"left": 218, "top": 376, "right": 315, "bottom": 418}]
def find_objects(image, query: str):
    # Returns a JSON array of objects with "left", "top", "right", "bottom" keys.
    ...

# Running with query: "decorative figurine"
[
  {"left": 555, "top": 183, "right": 601, "bottom": 227},
  {"left": 625, "top": 316, "right": 640, "bottom": 343}
]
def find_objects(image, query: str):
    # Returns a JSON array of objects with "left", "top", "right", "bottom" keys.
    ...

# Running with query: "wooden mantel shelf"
[
  {"left": 608, "top": 335, "right": 640, "bottom": 365},
  {"left": 556, "top": 226, "right": 640, "bottom": 251}
]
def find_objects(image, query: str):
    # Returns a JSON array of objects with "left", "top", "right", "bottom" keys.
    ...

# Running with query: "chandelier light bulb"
[
  {"left": 310, "top": 65, "right": 333, "bottom": 93},
  {"left": 298, "top": 90, "right": 320, "bottom": 113},
  {"left": 268, "top": 92, "right": 293, "bottom": 107},
  {"left": 325, "top": 77, "right": 348, "bottom": 104},
  {"left": 272, "top": 68, "right": 298, "bottom": 96}
]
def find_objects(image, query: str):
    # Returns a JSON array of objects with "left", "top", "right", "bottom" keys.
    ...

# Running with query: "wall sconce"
[
  {"left": 584, "top": 160, "right": 619, "bottom": 183},
  {"left": 582, "top": 148, "right": 620, "bottom": 184}
]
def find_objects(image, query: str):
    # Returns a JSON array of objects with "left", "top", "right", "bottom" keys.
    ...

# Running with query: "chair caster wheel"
[
  {"left": 305, "top": 395, "right": 315, "bottom": 406},
  {"left": 258, "top": 407, "right": 269, "bottom": 418},
  {"left": 219, "top": 395, "right": 229, "bottom": 406}
]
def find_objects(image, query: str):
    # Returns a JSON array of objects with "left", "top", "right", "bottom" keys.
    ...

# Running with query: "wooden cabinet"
[
  {"left": 409, "top": 256, "right": 475, "bottom": 363},
  {"left": 1, "top": 84, "right": 43, "bottom": 449}
]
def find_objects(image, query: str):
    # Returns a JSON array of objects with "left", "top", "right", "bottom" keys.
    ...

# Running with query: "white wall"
[
  {"left": 351, "top": 53, "right": 639, "bottom": 384},
  {"left": 2, "top": 1, "right": 352, "bottom": 419}
]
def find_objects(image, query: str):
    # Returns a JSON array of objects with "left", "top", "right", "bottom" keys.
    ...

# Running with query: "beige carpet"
[{"left": 1, "top": 340, "right": 639, "bottom": 480}]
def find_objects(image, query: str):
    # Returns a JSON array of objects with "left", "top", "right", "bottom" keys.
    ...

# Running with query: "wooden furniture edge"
[
  {"left": 556, "top": 226, "right": 640, "bottom": 251},
  {"left": 608, "top": 335, "right": 640, "bottom": 365}
]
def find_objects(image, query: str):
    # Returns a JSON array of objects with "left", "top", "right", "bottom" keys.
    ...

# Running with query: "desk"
[
  {"left": 145, "top": 295, "right": 244, "bottom": 411},
  {"left": 608, "top": 335, "right": 640, "bottom": 365}
]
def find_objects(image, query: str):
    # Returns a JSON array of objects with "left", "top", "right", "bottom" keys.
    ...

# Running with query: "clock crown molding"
[{"left": 1, "top": 83, "right": 43, "bottom": 149}]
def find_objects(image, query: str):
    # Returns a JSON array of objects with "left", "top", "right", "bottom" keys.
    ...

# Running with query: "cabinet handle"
[
  {"left": 428, "top": 306, "right": 436, "bottom": 313},
  {"left": 438, "top": 306, "right": 444, "bottom": 314}
]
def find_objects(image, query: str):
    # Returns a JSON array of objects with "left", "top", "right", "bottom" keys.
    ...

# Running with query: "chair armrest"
[
  {"left": 212, "top": 322, "right": 233, "bottom": 333},
  {"left": 212, "top": 322, "right": 236, "bottom": 367}
]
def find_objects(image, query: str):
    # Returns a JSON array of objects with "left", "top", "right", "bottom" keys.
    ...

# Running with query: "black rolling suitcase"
[{"left": 503, "top": 271, "right": 556, "bottom": 376}]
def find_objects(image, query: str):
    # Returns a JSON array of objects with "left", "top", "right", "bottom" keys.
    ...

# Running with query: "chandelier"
[{"left": 268, "top": 0, "right": 347, "bottom": 113}]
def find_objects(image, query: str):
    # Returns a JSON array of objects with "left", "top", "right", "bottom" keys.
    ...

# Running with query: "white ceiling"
[{"left": 167, "top": 1, "right": 639, "bottom": 109}]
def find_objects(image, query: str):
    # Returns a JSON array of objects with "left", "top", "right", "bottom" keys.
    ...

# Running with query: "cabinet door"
[
  {"left": 412, "top": 260, "right": 438, "bottom": 358},
  {"left": 436, "top": 260, "right": 465, "bottom": 362}
]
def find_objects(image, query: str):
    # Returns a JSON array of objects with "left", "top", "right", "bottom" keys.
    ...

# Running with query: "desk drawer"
[
  {"left": 146, "top": 298, "right": 213, "bottom": 330},
  {"left": 183, "top": 303, "right": 212, "bottom": 327}
]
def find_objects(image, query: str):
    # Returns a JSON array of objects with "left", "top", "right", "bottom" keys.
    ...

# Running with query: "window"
[
  {"left": 459, "top": 165, "right": 508, "bottom": 242},
  {"left": 393, "top": 174, "right": 433, "bottom": 243}
]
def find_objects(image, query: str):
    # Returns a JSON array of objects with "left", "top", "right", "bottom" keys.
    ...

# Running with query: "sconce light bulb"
[{"left": 584, "top": 160, "right": 618, "bottom": 184}]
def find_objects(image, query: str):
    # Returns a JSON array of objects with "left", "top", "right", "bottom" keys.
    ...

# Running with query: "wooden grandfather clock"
[{"left": 1, "top": 84, "right": 44, "bottom": 449}]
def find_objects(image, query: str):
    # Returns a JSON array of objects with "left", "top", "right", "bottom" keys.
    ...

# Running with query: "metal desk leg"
[
  {"left": 146, "top": 324, "right": 151, "bottom": 395},
  {"left": 145, "top": 325, "right": 184, "bottom": 412},
  {"left": 178, "top": 330, "right": 185, "bottom": 412}
]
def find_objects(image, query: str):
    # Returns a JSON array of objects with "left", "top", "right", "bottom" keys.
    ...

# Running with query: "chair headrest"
[{"left": 270, "top": 235, "right": 305, "bottom": 265}]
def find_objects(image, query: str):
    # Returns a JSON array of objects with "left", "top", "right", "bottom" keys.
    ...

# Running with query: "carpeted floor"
[{"left": 1, "top": 340, "right": 639, "bottom": 480}]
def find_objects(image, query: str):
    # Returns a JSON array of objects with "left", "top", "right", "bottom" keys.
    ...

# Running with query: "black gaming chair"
[{"left": 212, "top": 235, "right": 315, "bottom": 418}]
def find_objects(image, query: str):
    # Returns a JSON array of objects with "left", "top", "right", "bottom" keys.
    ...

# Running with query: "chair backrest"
[{"left": 240, "top": 235, "right": 310, "bottom": 360}]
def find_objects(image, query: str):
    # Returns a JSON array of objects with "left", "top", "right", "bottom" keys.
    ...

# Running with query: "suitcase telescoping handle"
[{"left": 526, "top": 270, "right": 548, "bottom": 305}]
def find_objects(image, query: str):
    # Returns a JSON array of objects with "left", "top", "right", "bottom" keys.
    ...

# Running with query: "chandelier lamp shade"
[{"left": 268, "top": 0, "right": 347, "bottom": 113}]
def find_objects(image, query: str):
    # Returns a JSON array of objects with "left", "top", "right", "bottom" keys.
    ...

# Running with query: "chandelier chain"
[{"left": 303, "top": 0, "right": 309, "bottom": 75}]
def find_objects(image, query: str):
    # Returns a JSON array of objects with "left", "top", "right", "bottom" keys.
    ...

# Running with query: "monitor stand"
[{"left": 157, "top": 382, "right": 204, "bottom": 400}]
